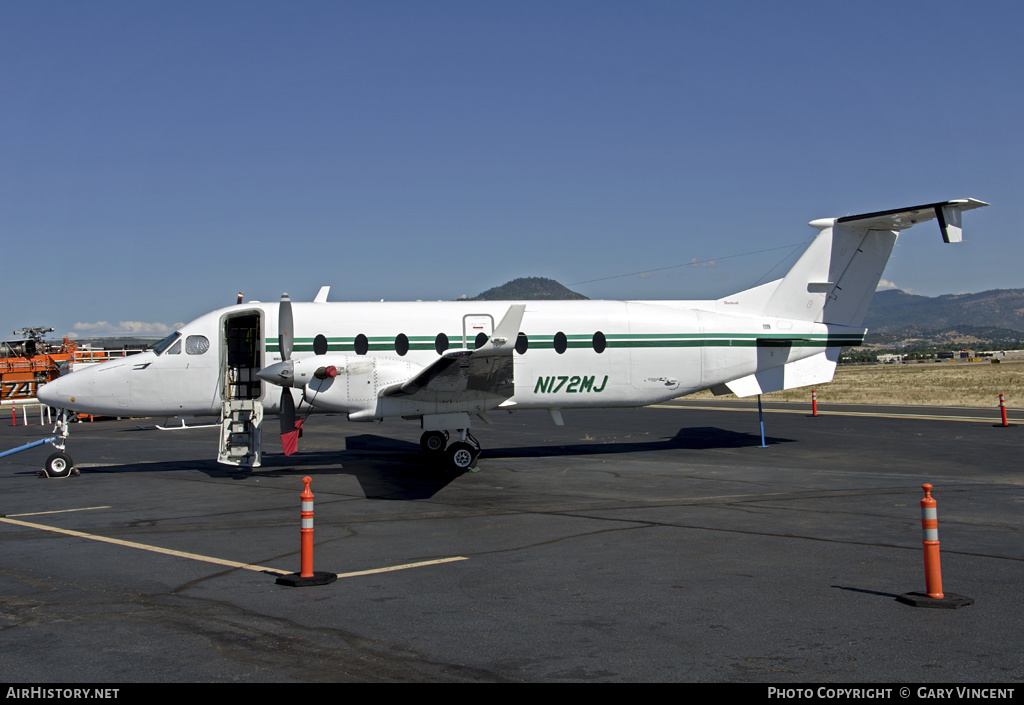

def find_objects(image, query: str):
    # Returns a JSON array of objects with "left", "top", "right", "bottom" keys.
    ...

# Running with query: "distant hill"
[
  {"left": 469, "top": 277, "right": 588, "bottom": 301},
  {"left": 863, "top": 325, "right": 1024, "bottom": 349},
  {"left": 862, "top": 289, "right": 1024, "bottom": 348},
  {"left": 865, "top": 288, "right": 1024, "bottom": 332}
]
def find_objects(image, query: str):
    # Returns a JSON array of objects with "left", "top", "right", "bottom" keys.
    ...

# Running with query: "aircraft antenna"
[{"left": 569, "top": 240, "right": 810, "bottom": 287}]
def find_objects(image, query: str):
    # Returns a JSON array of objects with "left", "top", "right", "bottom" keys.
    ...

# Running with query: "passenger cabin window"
[
  {"left": 592, "top": 331, "right": 607, "bottom": 354},
  {"left": 515, "top": 332, "right": 528, "bottom": 354},
  {"left": 186, "top": 335, "right": 210, "bottom": 355},
  {"left": 395, "top": 334, "right": 409, "bottom": 356},
  {"left": 435, "top": 333, "right": 449, "bottom": 354},
  {"left": 354, "top": 334, "right": 369, "bottom": 356},
  {"left": 553, "top": 332, "right": 568, "bottom": 354}
]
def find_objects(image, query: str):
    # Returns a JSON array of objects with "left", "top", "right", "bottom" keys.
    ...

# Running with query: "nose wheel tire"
[{"left": 44, "top": 451, "right": 74, "bottom": 478}]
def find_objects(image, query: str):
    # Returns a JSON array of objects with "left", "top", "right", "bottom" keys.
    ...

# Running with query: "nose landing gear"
[
  {"left": 43, "top": 450, "right": 76, "bottom": 478},
  {"left": 40, "top": 409, "right": 77, "bottom": 478}
]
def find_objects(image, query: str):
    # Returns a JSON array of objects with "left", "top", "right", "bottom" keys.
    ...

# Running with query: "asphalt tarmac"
[{"left": 0, "top": 401, "right": 1020, "bottom": 683}]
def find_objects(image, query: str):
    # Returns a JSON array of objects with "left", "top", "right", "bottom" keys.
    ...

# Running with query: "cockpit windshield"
[{"left": 152, "top": 332, "right": 182, "bottom": 356}]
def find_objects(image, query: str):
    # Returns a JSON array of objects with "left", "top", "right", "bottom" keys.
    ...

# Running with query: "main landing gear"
[{"left": 419, "top": 429, "right": 481, "bottom": 471}]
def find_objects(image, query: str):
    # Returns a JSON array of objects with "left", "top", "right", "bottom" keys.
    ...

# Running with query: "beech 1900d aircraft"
[{"left": 36, "top": 199, "right": 987, "bottom": 475}]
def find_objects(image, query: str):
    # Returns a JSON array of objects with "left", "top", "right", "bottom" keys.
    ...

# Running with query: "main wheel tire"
[
  {"left": 420, "top": 430, "right": 448, "bottom": 454},
  {"left": 44, "top": 452, "right": 74, "bottom": 478},
  {"left": 446, "top": 442, "right": 477, "bottom": 471}
]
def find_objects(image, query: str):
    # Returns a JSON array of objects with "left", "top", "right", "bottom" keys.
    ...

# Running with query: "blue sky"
[{"left": 2, "top": 1, "right": 1020, "bottom": 340}]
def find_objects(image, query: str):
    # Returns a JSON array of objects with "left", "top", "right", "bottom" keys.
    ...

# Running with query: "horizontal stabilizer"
[{"left": 833, "top": 198, "right": 987, "bottom": 241}]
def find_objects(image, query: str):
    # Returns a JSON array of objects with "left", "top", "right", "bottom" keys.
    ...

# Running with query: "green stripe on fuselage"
[{"left": 266, "top": 332, "right": 863, "bottom": 354}]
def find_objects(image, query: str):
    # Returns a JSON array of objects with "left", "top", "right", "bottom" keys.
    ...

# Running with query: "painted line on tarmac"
[
  {"left": 649, "top": 403, "right": 1016, "bottom": 423},
  {"left": 335, "top": 557, "right": 468, "bottom": 579},
  {"left": 0, "top": 515, "right": 468, "bottom": 579},
  {"left": 6, "top": 506, "right": 111, "bottom": 517},
  {"left": 0, "top": 516, "right": 289, "bottom": 574}
]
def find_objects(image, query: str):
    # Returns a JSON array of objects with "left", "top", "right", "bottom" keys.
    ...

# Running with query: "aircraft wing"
[{"left": 380, "top": 305, "right": 526, "bottom": 403}]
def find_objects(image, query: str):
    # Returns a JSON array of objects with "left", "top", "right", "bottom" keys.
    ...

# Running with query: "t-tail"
[{"left": 710, "top": 198, "right": 988, "bottom": 398}]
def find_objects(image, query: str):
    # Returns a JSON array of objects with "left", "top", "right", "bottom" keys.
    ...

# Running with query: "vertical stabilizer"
[
  {"left": 818, "top": 225, "right": 897, "bottom": 327},
  {"left": 749, "top": 199, "right": 987, "bottom": 327}
]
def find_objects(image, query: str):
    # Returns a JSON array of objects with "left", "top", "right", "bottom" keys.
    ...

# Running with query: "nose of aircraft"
[
  {"left": 37, "top": 373, "right": 89, "bottom": 409},
  {"left": 36, "top": 378, "right": 61, "bottom": 407},
  {"left": 35, "top": 364, "right": 114, "bottom": 411}
]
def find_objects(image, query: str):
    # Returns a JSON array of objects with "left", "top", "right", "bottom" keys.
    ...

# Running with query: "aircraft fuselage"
[{"left": 38, "top": 298, "right": 860, "bottom": 421}]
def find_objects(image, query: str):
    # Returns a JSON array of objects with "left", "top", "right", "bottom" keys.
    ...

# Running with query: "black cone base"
[
  {"left": 276, "top": 571, "right": 337, "bottom": 587},
  {"left": 896, "top": 592, "right": 973, "bottom": 609}
]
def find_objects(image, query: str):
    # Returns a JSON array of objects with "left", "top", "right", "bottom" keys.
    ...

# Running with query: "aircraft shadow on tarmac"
[
  {"left": 73, "top": 426, "right": 793, "bottom": 501},
  {"left": 484, "top": 426, "right": 794, "bottom": 458}
]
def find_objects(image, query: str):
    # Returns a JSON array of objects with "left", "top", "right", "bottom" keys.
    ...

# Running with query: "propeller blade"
[
  {"left": 280, "top": 389, "right": 300, "bottom": 456},
  {"left": 280, "top": 389, "right": 295, "bottom": 436},
  {"left": 279, "top": 293, "right": 294, "bottom": 361},
  {"left": 274, "top": 293, "right": 302, "bottom": 456}
]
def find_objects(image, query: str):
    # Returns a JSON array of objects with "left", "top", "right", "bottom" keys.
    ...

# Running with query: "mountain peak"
[{"left": 469, "top": 277, "right": 588, "bottom": 301}]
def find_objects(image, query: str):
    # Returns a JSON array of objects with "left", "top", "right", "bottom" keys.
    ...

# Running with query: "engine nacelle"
[{"left": 298, "top": 355, "right": 422, "bottom": 414}]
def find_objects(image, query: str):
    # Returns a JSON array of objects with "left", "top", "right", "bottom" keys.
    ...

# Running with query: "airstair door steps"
[{"left": 218, "top": 399, "right": 262, "bottom": 467}]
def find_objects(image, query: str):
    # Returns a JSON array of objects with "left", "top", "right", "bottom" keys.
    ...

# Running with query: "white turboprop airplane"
[{"left": 36, "top": 199, "right": 987, "bottom": 476}]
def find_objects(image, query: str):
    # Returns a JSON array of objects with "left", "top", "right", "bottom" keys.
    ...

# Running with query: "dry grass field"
[{"left": 686, "top": 359, "right": 1024, "bottom": 408}]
